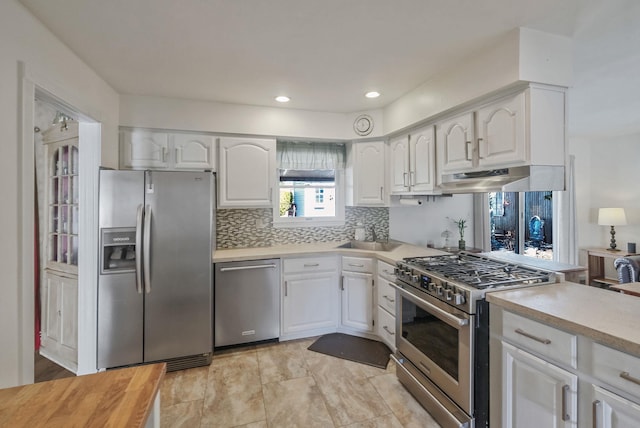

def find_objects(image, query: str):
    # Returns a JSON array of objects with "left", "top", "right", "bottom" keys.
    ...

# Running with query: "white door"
[
  {"left": 437, "top": 112, "right": 475, "bottom": 173},
  {"left": 388, "top": 135, "right": 410, "bottom": 193},
  {"left": 218, "top": 137, "right": 276, "bottom": 207},
  {"left": 502, "top": 342, "right": 577, "bottom": 428},
  {"left": 341, "top": 271, "right": 373, "bottom": 332},
  {"left": 410, "top": 124, "right": 435, "bottom": 192},
  {"left": 353, "top": 141, "right": 386, "bottom": 205},
  {"left": 283, "top": 273, "right": 338, "bottom": 334},
  {"left": 173, "top": 133, "right": 215, "bottom": 170},
  {"left": 476, "top": 92, "right": 527, "bottom": 168},
  {"left": 121, "top": 130, "right": 170, "bottom": 169},
  {"left": 592, "top": 385, "right": 640, "bottom": 428}
]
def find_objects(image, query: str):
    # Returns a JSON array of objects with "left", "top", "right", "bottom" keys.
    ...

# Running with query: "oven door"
[{"left": 392, "top": 282, "right": 473, "bottom": 415}]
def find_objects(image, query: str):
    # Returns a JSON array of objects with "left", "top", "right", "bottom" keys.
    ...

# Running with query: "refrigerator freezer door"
[
  {"left": 97, "top": 169, "right": 145, "bottom": 369},
  {"left": 97, "top": 272, "right": 144, "bottom": 368},
  {"left": 143, "top": 171, "right": 214, "bottom": 362}
]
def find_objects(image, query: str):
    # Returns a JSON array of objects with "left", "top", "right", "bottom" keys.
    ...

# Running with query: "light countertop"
[
  {"left": 212, "top": 240, "right": 449, "bottom": 264},
  {"left": 487, "top": 282, "right": 640, "bottom": 357}
]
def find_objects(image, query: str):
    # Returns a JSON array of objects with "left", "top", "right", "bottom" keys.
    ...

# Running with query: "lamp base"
[{"left": 608, "top": 225, "right": 619, "bottom": 251}]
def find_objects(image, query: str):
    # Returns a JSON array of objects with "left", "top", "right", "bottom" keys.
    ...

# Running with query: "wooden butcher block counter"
[{"left": 0, "top": 363, "right": 165, "bottom": 428}]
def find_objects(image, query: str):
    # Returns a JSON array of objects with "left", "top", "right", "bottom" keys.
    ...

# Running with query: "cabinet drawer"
[
  {"left": 377, "top": 306, "right": 396, "bottom": 346},
  {"left": 342, "top": 256, "right": 374, "bottom": 273},
  {"left": 377, "top": 260, "right": 396, "bottom": 282},
  {"left": 592, "top": 342, "right": 640, "bottom": 399},
  {"left": 503, "top": 310, "right": 577, "bottom": 368},
  {"left": 284, "top": 256, "right": 338, "bottom": 274},
  {"left": 377, "top": 279, "right": 396, "bottom": 315}
]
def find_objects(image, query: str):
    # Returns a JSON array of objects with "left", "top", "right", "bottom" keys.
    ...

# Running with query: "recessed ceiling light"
[
  {"left": 275, "top": 96, "right": 290, "bottom": 103},
  {"left": 365, "top": 91, "right": 380, "bottom": 99}
]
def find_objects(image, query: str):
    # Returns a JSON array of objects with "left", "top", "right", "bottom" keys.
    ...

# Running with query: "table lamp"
[{"left": 598, "top": 207, "right": 627, "bottom": 251}]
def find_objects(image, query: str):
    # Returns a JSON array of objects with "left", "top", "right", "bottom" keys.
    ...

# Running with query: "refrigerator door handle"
[
  {"left": 143, "top": 204, "right": 152, "bottom": 294},
  {"left": 135, "top": 204, "right": 144, "bottom": 294}
]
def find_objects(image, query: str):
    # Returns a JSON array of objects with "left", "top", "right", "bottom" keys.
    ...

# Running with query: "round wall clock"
[{"left": 353, "top": 114, "right": 374, "bottom": 136}]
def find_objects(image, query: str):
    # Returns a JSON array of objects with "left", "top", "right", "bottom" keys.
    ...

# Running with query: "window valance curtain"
[{"left": 277, "top": 141, "right": 345, "bottom": 170}]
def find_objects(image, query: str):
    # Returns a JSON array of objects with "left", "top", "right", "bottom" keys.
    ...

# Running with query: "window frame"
[{"left": 272, "top": 169, "right": 345, "bottom": 228}]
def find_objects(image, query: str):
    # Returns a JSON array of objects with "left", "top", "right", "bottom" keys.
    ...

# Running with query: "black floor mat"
[{"left": 307, "top": 333, "right": 391, "bottom": 369}]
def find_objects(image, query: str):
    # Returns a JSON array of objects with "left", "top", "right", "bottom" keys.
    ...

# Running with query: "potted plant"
[{"left": 449, "top": 217, "right": 467, "bottom": 250}]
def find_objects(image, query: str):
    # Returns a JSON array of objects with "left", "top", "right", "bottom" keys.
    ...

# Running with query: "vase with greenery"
[{"left": 449, "top": 217, "right": 467, "bottom": 250}]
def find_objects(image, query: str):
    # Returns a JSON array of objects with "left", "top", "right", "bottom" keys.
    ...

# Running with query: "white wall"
[
  {"left": 0, "top": 0, "right": 119, "bottom": 388},
  {"left": 120, "top": 94, "right": 384, "bottom": 140},
  {"left": 389, "top": 195, "right": 475, "bottom": 248}
]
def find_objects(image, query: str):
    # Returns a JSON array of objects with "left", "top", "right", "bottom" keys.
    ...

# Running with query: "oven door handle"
[{"left": 391, "top": 282, "right": 469, "bottom": 328}]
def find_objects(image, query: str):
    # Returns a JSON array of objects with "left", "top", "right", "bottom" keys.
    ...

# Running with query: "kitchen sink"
[{"left": 337, "top": 240, "right": 401, "bottom": 251}]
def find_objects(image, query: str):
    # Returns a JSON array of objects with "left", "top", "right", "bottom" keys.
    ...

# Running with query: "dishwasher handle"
[{"left": 219, "top": 264, "right": 278, "bottom": 272}]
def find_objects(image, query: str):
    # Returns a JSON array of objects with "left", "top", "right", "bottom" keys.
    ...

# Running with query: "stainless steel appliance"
[
  {"left": 214, "top": 259, "right": 280, "bottom": 347},
  {"left": 391, "top": 252, "right": 555, "bottom": 428},
  {"left": 97, "top": 170, "right": 215, "bottom": 371},
  {"left": 439, "top": 165, "right": 565, "bottom": 193}
]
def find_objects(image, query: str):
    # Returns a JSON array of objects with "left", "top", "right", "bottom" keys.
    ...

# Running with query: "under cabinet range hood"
[{"left": 440, "top": 165, "right": 565, "bottom": 194}]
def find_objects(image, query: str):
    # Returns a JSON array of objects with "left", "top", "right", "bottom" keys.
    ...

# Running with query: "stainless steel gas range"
[{"left": 390, "top": 252, "right": 555, "bottom": 428}]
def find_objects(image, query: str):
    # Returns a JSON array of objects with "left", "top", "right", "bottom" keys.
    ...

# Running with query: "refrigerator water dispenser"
[{"left": 101, "top": 228, "right": 137, "bottom": 273}]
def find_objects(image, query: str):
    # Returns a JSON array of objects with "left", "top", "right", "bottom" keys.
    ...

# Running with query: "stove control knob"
[
  {"left": 428, "top": 282, "right": 436, "bottom": 292},
  {"left": 445, "top": 289, "right": 453, "bottom": 301},
  {"left": 411, "top": 274, "right": 419, "bottom": 283},
  {"left": 454, "top": 292, "right": 466, "bottom": 305},
  {"left": 435, "top": 285, "right": 444, "bottom": 296}
]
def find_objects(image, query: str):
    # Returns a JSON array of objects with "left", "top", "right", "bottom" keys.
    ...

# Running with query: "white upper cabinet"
[
  {"left": 121, "top": 129, "right": 215, "bottom": 170},
  {"left": 172, "top": 133, "right": 216, "bottom": 170},
  {"left": 218, "top": 137, "right": 276, "bottom": 208},
  {"left": 476, "top": 91, "right": 526, "bottom": 167},
  {"left": 348, "top": 141, "right": 387, "bottom": 206},
  {"left": 436, "top": 85, "right": 565, "bottom": 174},
  {"left": 437, "top": 112, "right": 475, "bottom": 173},
  {"left": 390, "top": 125, "right": 436, "bottom": 194}
]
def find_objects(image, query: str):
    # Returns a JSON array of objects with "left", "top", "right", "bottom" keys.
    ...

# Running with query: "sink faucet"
[{"left": 370, "top": 226, "right": 377, "bottom": 242}]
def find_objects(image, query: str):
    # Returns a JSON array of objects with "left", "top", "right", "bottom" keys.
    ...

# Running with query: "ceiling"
[{"left": 20, "top": 0, "right": 584, "bottom": 114}]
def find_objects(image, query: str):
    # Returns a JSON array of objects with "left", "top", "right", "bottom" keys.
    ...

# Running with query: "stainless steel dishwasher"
[{"left": 214, "top": 259, "right": 280, "bottom": 347}]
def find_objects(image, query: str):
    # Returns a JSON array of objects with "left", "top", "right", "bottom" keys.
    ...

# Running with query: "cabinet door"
[
  {"left": 410, "top": 124, "right": 436, "bottom": 192},
  {"left": 172, "top": 133, "right": 215, "bottom": 170},
  {"left": 592, "top": 385, "right": 640, "bottom": 428},
  {"left": 388, "top": 136, "right": 410, "bottom": 193},
  {"left": 40, "top": 271, "right": 78, "bottom": 370},
  {"left": 43, "top": 273, "right": 62, "bottom": 345},
  {"left": 341, "top": 271, "right": 374, "bottom": 332},
  {"left": 437, "top": 112, "right": 474, "bottom": 173},
  {"left": 283, "top": 272, "right": 338, "bottom": 334},
  {"left": 502, "top": 342, "right": 577, "bottom": 428},
  {"left": 218, "top": 137, "right": 276, "bottom": 207},
  {"left": 60, "top": 277, "right": 78, "bottom": 354},
  {"left": 377, "top": 305, "right": 396, "bottom": 351},
  {"left": 476, "top": 92, "right": 527, "bottom": 168},
  {"left": 121, "top": 130, "right": 170, "bottom": 169},
  {"left": 353, "top": 141, "right": 386, "bottom": 205}
]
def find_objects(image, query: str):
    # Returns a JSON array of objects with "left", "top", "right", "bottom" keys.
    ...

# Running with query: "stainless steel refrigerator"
[{"left": 97, "top": 169, "right": 214, "bottom": 370}]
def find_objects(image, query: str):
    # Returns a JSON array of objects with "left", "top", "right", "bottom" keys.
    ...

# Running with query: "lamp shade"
[{"left": 598, "top": 208, "right": 627, "bottom": 226}]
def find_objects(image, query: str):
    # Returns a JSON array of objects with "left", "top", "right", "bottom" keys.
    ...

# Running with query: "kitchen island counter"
[
  {"left": 212, "top": 240, "right": 448, "bottom": 264},
  {"left": 487, "top": 282, "right": 640, "bottom": 357},
  {"left": 0, "top": 363, "right": 165, "bottom": 428}
]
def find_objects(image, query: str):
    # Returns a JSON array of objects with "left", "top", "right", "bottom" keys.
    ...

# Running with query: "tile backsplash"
[{"left": 216, "top": 207, "right": 389, "bottom": 249}]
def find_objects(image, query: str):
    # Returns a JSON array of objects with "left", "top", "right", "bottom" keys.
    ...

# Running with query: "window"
[
  {"left": 489, "top": 191, "right": 554, "bottom": 260},
  {"left": 273, "top": 141, "right": 345, "bottom": 227}
]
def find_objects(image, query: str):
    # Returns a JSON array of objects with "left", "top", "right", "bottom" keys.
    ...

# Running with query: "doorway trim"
[{"left": 19, "top": 62, "right": 102, "bottom": 383}]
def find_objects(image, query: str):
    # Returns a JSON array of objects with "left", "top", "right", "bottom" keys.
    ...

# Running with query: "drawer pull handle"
[
  {"left": 383, "top": 295, "right": 395, "bottom": 303},
  {"left": 348, "top": 264, "right": 365, "bottom": 268},
  {"left": 592, "top": 400, "right": 601, "bottom": 428},
  {"left": 561, "top": 384, "right": 570, "bottom": 421},
  {"left": 383, "top": 326, "right": 395, "bottom": 335},
  {"left": 620, "top": 371, "right": 640, "bottom": 386},
  {"left": 514, "top": 328, "right": 551, "bottom": 344},
  {"left": 304, "top": 263, "right": 320, "bottom": 267},
  {"left": 284, "top": 281, "right": 288, "bottom": 297}
]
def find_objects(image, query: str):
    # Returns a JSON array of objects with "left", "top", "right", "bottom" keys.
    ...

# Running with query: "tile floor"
[{"left": 161, "top": 337, "right": 441, "bottom": 427}]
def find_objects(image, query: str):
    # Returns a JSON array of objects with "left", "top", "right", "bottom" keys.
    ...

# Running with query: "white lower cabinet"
[
  {"left": 341, "top": 256, "right": 374, "bottom": 333},
  {"left": 40, "top": 270, "right": 78, "bottom": 373},
  {"left": 592, "top": 385, "right": 640, "bottom": 428},
  {"left": 376, "top": 260, "right": 397, "bottom": 351},
  {"left": 502, "top": 341, "right": 577, "bottom": 427},
  {"left": 281, "top": 256, "right": 339, "bottom": 340}
]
